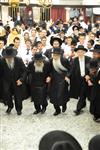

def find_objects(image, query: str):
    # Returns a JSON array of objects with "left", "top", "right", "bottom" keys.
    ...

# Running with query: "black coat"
[
  {"left": 49, "top": 57, "right": 70, "bottom": 106},
  {"left": 27, "top": 60, "right": 51, "bottom": 105},
  {"left": 90, "top": 70, "right": 100, "bottom": 118},
  {"left": 1, "top": 57, "right": 28, "bottom": 101},
  {"left": 70, "top": 56, "right": 91, "bottom": 99}
]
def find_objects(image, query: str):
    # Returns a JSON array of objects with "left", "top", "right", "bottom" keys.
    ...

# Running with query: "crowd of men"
[{"left": 0, "top": 15, "right": 100, "bottom": 122}]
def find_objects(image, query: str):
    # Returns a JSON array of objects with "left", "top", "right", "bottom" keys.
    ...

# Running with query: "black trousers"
[
  {"left": 4, "top": 84, "right": 22, "bottom": 112},
  {"left": 54, "top": 103, "right": 67, "bottom": 112},
  {"left": 32, "top": 97, "right": 47, "bottom": 111},
  {"left": 76, "top": 77, "right": 89, "bottom": 111},
  {"left": 34, "top": 103, "right": 47, "bottom": 111},
  {"left": 7, "top": 95, "right": 22, "bottom": 112}
]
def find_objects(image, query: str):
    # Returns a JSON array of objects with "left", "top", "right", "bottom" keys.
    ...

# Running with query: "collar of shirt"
[{"left": 0, "top": 49, "right": 3, "bottom": 56}]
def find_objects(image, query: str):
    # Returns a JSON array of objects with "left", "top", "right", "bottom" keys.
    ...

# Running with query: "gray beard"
[
  {"left": 53, "top": 58, "right": 67, "bottom": 73},
  {"left": 5, "top": 59, "right": 14, "bottom": 69},
  {"left": 34, "top": 62, "right": 44, "bottom": 72}
]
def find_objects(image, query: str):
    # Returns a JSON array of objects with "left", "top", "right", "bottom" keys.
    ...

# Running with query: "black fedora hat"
[
  {"left": 89, "top": 134, "right": 100, "bottom": 150},
  {"left": 39, "top": 130, "right": 82, "bottom": 150},
  {"left": 50, "top": 36, "right": 62, "bottom": 46},
  {"left": 2, "top": 46, "right": 17, "bottom": 58},
  {"left": 34, "top": 52, "right": 44, "bottom": 61},
  {"left": 91, "top": 44, "right": 100, "bottom": 53},
  {"left": 52, "top": 47, "right": 62, "bottom": 54},
  {"left": 74, "top": 45, "right": 87, "bottom": 52}
]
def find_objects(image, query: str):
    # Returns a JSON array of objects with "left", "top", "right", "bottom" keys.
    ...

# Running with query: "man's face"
[
  {"left": 24, "top": 33, "right": 29, "bottom": 40},
  {"left": 31, "top": 47, "right": 37, "bottom": 55},
  {"left": 76, "top": 50, "right": 85, "bottom": 57},
  {"left": 25, "top": 41, "right": 31, "bottom": 48},
  {"left": 93, "top": 52, "right": 100, "bottom": 59},
  {"left": 79, "top": 36, "right": 85, "bottom": 44},
  {"left": 53, "top": 41, "right": 60, "bottom": 48},
  {"left": 53, "top": 53, "right": 60, "bottom": 60},
  {"left": 41, "top": 38, "right": 47, "bottom": 45},
  {"left": 71, "top": 45, "right": 76, "bottom": 51},
  {"left": 37, "top": 43, "right": 42, "bottom": 51},
  {"left": 31, "top": 30, "right": 36, "bottom": 37},
  {"left": 89, "top": 34, "right": 95, "bottom": 40},
  {"left": 14, "top": 40, "right": 20, "bottom": 48},
  {"left": 67, "top": 38, "right": 72, "bottom": 45},
  {"left": 42, "top": 30, "right": 47, "bottom": 37},
  {"left": 90, "top": 68, "right": 98, "bottom": 75},
  {"left": 35, "top": 60, "right": 43, "bottom": 66},
  {"left": 5, "top": 57, "right": 14, "bottom": 62},
  {"left": 73, "top": 29, "right": 79, "bottom": 35},
  {"left": 87, "top": 42, "right": 92, "bottom": 49}
]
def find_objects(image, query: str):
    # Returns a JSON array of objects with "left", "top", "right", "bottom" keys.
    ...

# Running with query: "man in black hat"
[
  {"left": 49, "top": 47, "right": 70, "bottom": 116},
  {"left": 70, "top": 45, "right": 91, "bottom": 115},
  {"left": 1, "top": 46, "right": 28, "bottom": 115},
  {"left": 44, "top": 36, "right": 63, "bottom": 60},
  {"left": 27, "top": 52, "right": 51, "bottom": 114}
]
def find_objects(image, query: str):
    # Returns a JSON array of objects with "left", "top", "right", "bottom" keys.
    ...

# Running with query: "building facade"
[{"left": 0, "top": 0, "right": 100, "bottom": 25}]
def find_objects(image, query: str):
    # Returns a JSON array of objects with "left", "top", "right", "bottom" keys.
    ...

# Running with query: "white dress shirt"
[
  {"left": 79, "top": 57, "right": 85, "bottom": 77},
  {"left": 0, "top": 49, "right": 3, "bottom": 57}
]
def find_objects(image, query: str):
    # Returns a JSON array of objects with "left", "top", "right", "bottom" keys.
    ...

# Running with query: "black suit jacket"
[
  {"left": 70, "top": 56, "right": 91, "bottom": 99},
  {"left": 1, "top": 57, "right": 28, "bottom": 101}
]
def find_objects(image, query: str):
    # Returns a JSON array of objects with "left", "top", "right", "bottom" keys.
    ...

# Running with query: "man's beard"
[
  {"left": 53, "top": 58, "right": 67, "bottom": 73},
  {"left": 34, "top": 62, "right": 44, "bottom": 72},
  {"left": 5, "top": 58, "right": 14, "bottom": 69}
]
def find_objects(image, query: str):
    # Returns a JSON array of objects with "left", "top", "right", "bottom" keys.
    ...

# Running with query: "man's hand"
[
  {"left": 65, "top": 76, "right": 70, "bottom": 84},
  {"left": 85, "top": 75, "right": 90, "bottom": 82},
  {"left": 46, "top": 77, "right": 51, "bottom": 83},
  {"left": 88, "top": 80, "right": 93, "bottom": 86},
  {"left": 16, "top": 79, "right": 22, "bottom": 86},
  {"left": 98, "top": 80, "right": 100, "bottom": 85}
]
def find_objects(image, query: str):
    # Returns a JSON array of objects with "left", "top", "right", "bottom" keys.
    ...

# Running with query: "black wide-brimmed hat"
[
  {"left": 89, "top": 134, "right": 100, "bottom": 150},
  {"left": 50, "top": 36, "right": 62, "bottom": 46},
  {"left": 2, "top": 46, "right": 17, "bottom": 58},
  {"left": 52, "top": 47, "right": 62, "bottom": 54},
  {"left": 91, "top": 44, "right": 100, "bottom": 53},
  {"left": 34, "top": 52, "right": 44, "bottom": 61},
  {"left": 74, "top": 45, "right": 87, "bottom": 52},
  {"left": 39, "top": 130, "right": 82, "bottom": 150}
]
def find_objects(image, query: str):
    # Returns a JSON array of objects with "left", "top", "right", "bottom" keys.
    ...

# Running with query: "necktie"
[{"left": 26, "top": 49, "right": 29, "bottom": 55}]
